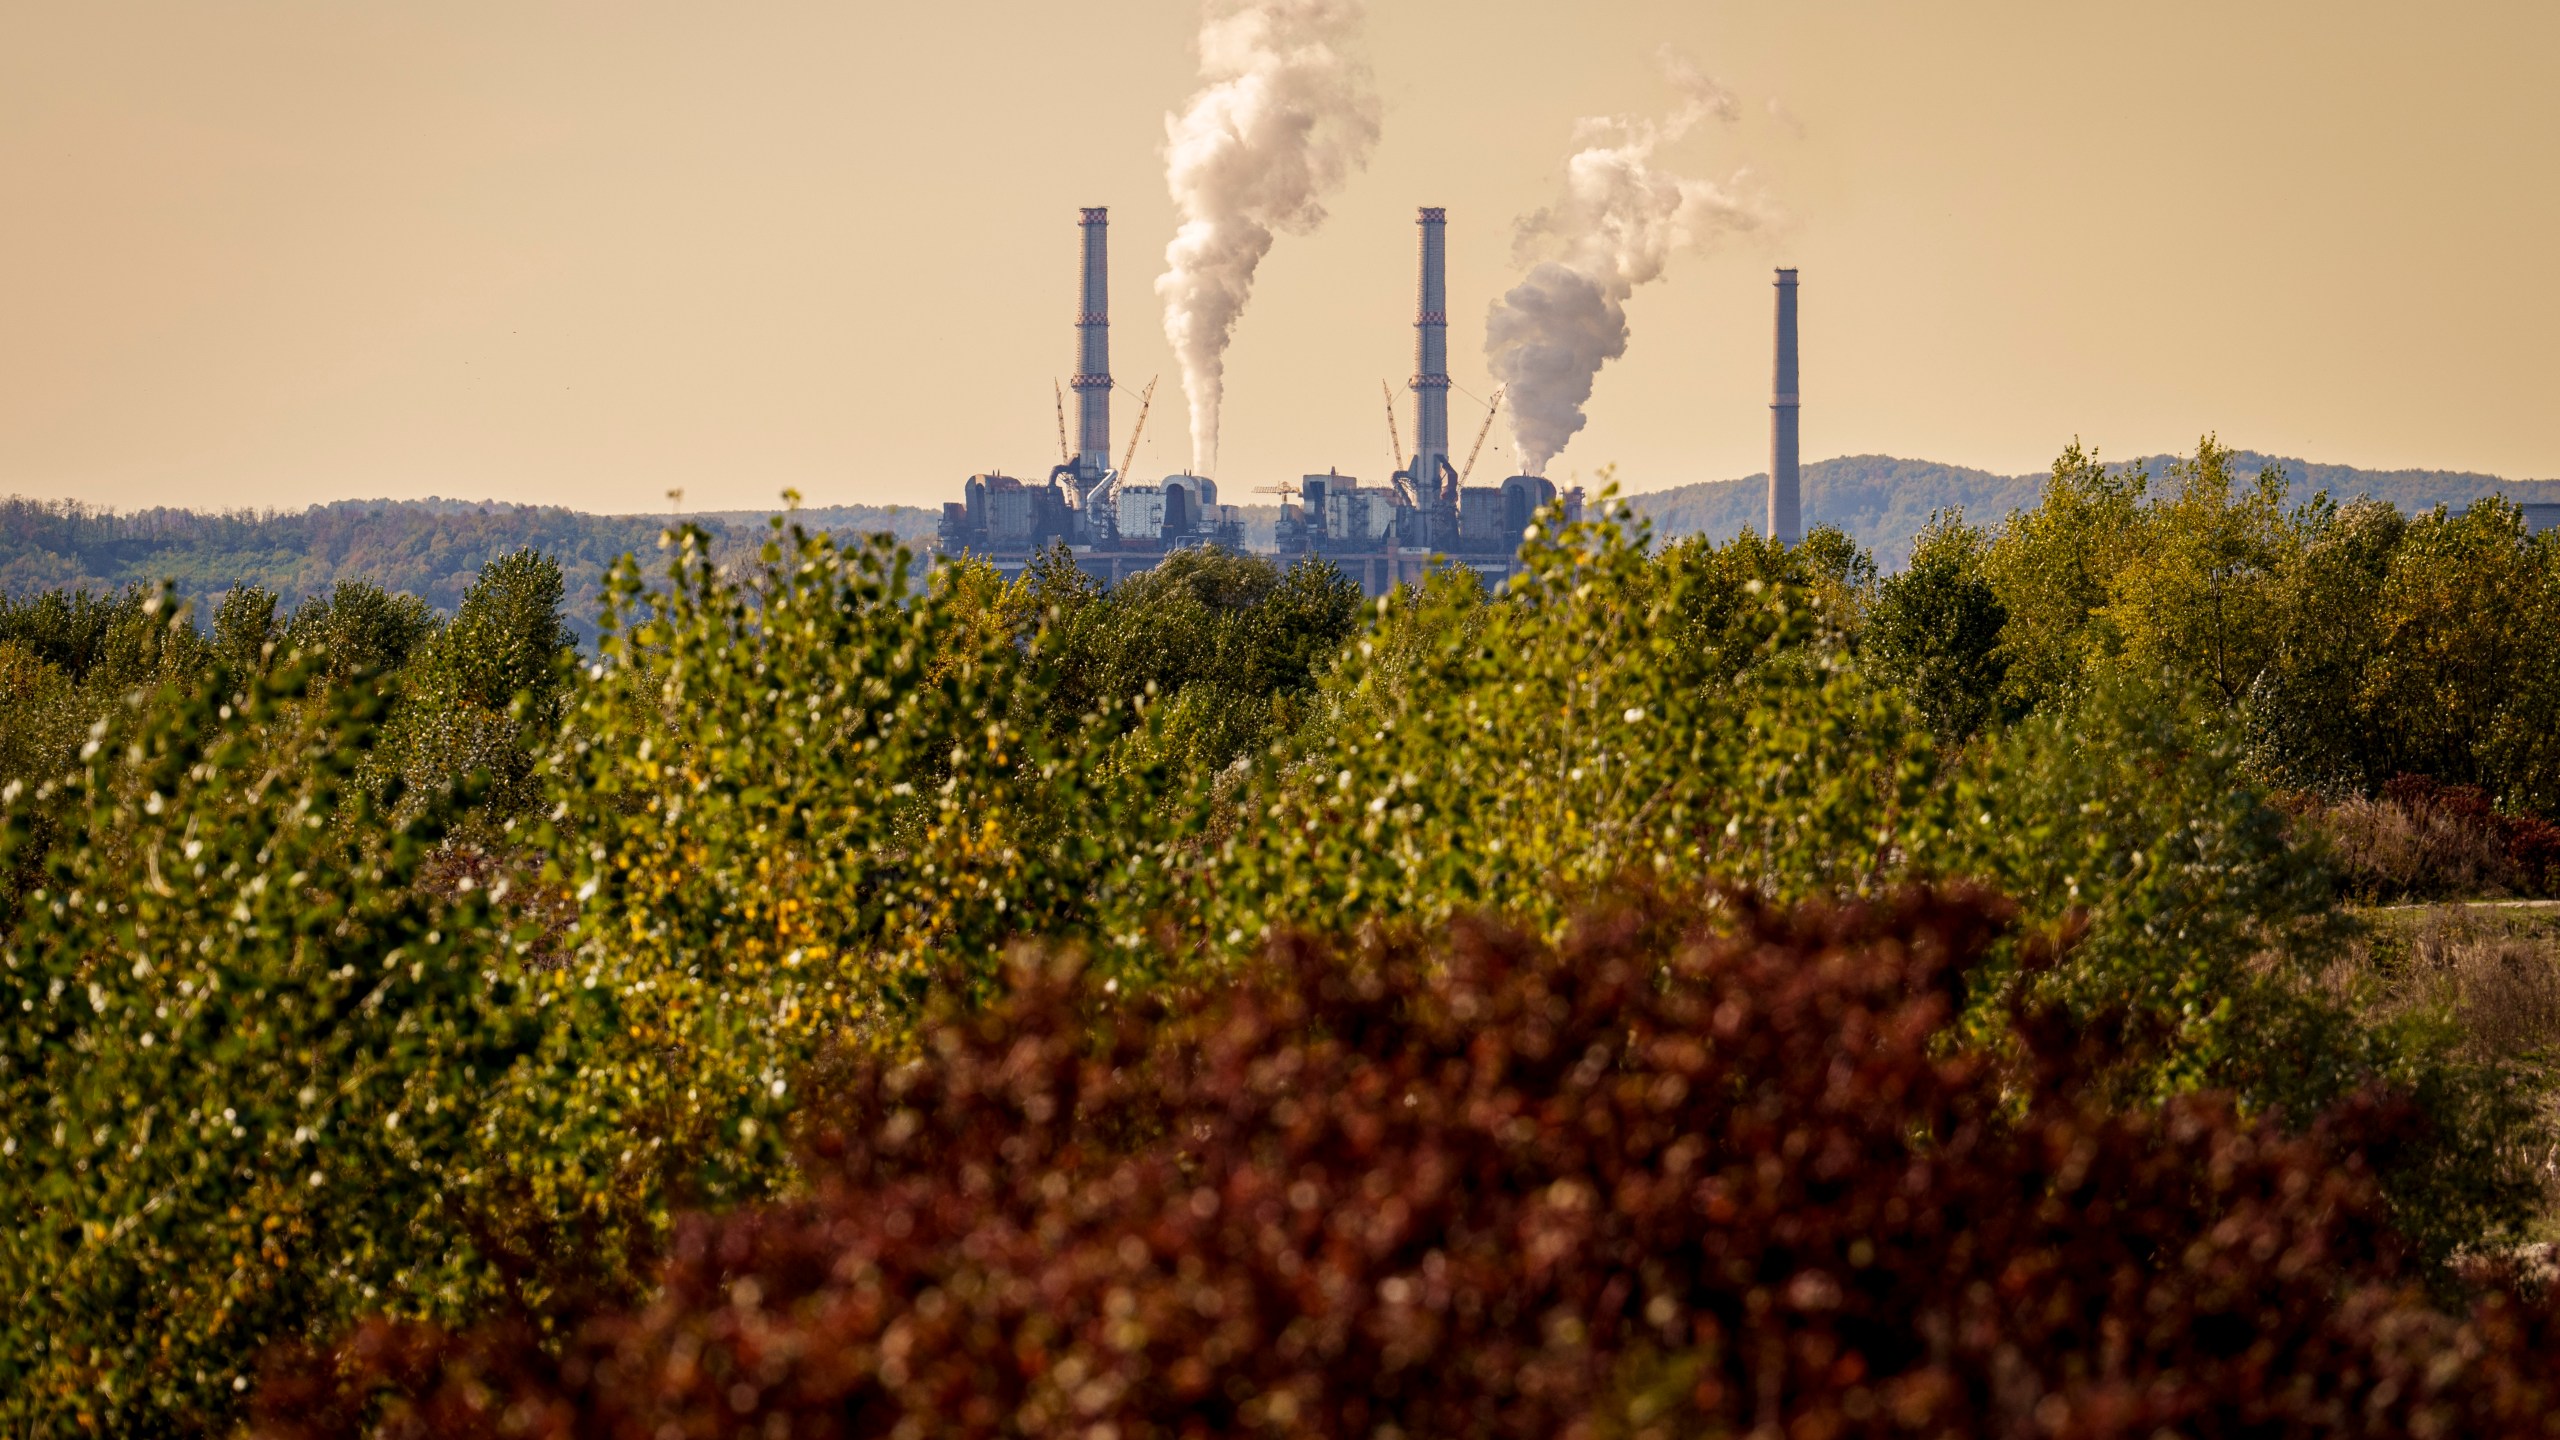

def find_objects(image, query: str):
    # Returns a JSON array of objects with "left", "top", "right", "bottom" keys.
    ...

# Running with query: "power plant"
[
  {"left": 1271, "top": 208, "right": 1573, "bottom": 595},
  {"left": 939, "top": 206, "right": 1795, "bottom": 596},
  {"left": 938, "top": 206, "right": 1243, "bottom": 582}
]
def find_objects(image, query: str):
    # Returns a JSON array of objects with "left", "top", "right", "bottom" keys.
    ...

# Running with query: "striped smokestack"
[
  {"left": 1073, "top": 207, "right": 1112, "bottom": 479},
  {"left": 1768, "top": 267, "right": 1801, "bottom": 545},
  {"left": 1411, "top": 207, "right": 1454, "bottom": 537}
]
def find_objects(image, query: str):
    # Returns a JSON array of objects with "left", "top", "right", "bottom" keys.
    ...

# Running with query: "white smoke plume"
[
  {"left": 1485, "top": 56, "right": 1762, "bottom": 475},
  {"left": 1158, "top": 0, "right": 1379, "bottom": 476}
]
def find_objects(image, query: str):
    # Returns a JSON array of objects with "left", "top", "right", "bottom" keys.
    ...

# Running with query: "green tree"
[
  {"left": 1865, "top": 510, "right": 2010, "bottom": 745},
  {"left": 2359, "top": 498, "right": 2550, "bottom": 794},
  {"left": 2479, "top": 525, "right": 2560, "bottom": 813},
  {"left": 2245, "top": 496, "right": 2404, "bottom": 793},
  {"left": 1020, "top": 544, "right": 1364, "bottom": 789},
  {"left": 1951, "top": 665, "right": 2539, "bottom": 1250},
  {"left": 0, "top": 587, "right": 128, "bottom": 682},
  {"left": 0, "top": 642, "right": 74, "bottom": 781},
  {"left": 1649, "top": 523, "right": 1870, "bottom": 689},
  {"left": 211, "top": 586, "right": 281, "bottom": 674},
  {"left": 2102, "top": 437, "right": 2297, "bottom": 711},
  {"left": 921, "top": 552, "right": 1027, "bottom": 687},
  {"left": 388, "top": 550, "right": 574, "bottom": 825},
  {"left": 0, "top": 642, "right": 80, "bottom": 899},
  {"left": 1981, "top": 442, "right": 2147, "bottom": 714},
  {"left": 282, "top": 582, "right": 437, "bottom": 687},
  {"left": 452, "top": 521, "right": 1190, "bottom": 1316},
  {"left": 1202, "top": 497, "right": 1938, "bottom": 948}
]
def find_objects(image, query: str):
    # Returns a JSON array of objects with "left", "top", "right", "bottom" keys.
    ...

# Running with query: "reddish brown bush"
[
  {"left": 2380, "top": 775, "right": 2560, "bottom": 896},
  {"left": 256, "top": 890, "right": 2560, "bottom": 1439}
]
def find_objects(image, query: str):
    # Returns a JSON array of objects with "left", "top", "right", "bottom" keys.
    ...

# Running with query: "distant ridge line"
[
  {"left": 0, "top": 494, "right": 939, "bottom": 641},
  {"left": 3, "top": 448, "right": 2552, "bottom": 613},
  {"left": 1623, "top": 451, "right": 2560, "bottom": 571}
]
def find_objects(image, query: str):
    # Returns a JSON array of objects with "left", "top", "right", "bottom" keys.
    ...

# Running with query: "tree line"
[{"left": 0, "top": 495, "right": 939, "bottom": 645}]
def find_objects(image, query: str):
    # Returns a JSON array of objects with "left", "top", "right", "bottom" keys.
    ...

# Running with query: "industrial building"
[
  {"left": 1267, "top": 208, "right": 1580, "bottom": 595},
  {"left": 937, "top": 207, "right": 1243, "bottom": 585},
  {"left": 937, "top": 205, "right": 1598, "bottom": 596}
]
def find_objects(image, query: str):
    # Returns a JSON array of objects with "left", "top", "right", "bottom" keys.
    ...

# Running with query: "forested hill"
[
  {"left": 0, "top": 497, "right": 939, "bottom": 639},
  {"left": 1628, "top": 452, "right": 2560, "bottom": 570},
  {"left": 2, "top": 451, "right": 2550, "bottom": 619}
]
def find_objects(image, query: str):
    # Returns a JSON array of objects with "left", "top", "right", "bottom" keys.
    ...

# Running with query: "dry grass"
[
  {"left": 2334, "top": 904, "right": 2560, "bottom": 1060},
  {"left": 2312, "top": 795, "right": 2535, "bottom": 902},
  {"left": 2331, "top": 903, "right": 2560, "bottom": 1230}
]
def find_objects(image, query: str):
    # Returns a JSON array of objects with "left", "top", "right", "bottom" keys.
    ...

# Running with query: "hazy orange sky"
[{"left": 4, "top": 1, "right": 2555, "bottom": 515}]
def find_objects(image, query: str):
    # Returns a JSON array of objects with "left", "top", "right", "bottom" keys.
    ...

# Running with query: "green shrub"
[
  {"left": 0, "top": 637, "right": 533, "bottom": 1434},
  {"left": 1949, "top": 666, "right": 2543, "bottom": 1252},
  {"left": 1013, "top": 542, "right": 1364, "bottom": 792},
  {"left": 1198, "top": 499, "right": 1940, "bottom": 950},
  {"left": 416, "top": 520, "right": 1202, "bottom": 1322}
]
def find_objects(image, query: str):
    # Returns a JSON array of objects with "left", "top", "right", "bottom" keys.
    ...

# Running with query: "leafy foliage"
[
  {"left": 384, "top": 550, "right": 574, "bottom": 827},
  {"left": 1977, "top": 441, "right": 2149, "bottom": 714},
  {"left": 1944, "top": 440, "right": 2560, "bottom": 828},
  {"left": 1196, "top": 504, "right": 1933, "bottom": 956},
  {"left": 0, "top": 634, "right": 531, "bottom": 1433},
  {"left": 2101, "top": 440, "right": 2296, "bottom": 710},
  {"left": 254, "top": 889, "right": 2560, "bottom": 1440},
  {"left": 1015, "top": 543, "right": 1365, "bottom": 791},
  {"left": 2245, "top": 498, "right": 2407, "bottom": 795},
  {"left": 1864, "top": 510, "right": 2008, "bottom": 744},
  {"left": 213, "top": 586, "right": 284, "bottom": 673},
  {"left": 2356, "top": 500, "right": 2559, "bottom": 798},
  {"left": 283, "top": 583, "right": 438, "bottom": 690}
]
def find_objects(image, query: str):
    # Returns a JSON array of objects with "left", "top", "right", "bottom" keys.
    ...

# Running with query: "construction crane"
[
  {"left": 1053, "top": 381, "right": 1071, "bottom": 466},
  {"left": 1254, "top": 481, "right": 1305, "bottom": 549},
  {"left": 1117, "top": 376, "right": 1158, "bottom": 479},
  {"left": 1381, "top": 379, "right": 1413, "bottom": 506},
  {"left": 1459, "top": 385, "right": 1507, "bottom": 486},
  {"left": 1262, "top": 466, "right": 1349, "bottom": 509}
]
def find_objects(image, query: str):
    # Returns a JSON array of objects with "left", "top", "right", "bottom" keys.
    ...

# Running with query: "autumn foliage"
[{"left": 256, "top": 889, "right": 2560, "bottom": 1439}]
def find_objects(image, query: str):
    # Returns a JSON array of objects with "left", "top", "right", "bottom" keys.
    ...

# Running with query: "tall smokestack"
[
  {"left": 1074, "top": 207, "right": 1113, "bottom": 479},
  {"left": 1411, "top": 207, "right": 1454, "bottom": 534},
  {"left": 1768, "top": 267, "right": 1801, "bottom": 545}
]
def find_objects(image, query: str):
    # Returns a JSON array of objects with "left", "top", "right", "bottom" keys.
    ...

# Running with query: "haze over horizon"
[{"left": 5, "top": 1, "right": 2555, "bottom": 515}]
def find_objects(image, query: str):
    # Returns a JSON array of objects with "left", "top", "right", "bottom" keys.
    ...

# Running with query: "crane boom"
[
  {"left": 1054, "top": 381, "right": 1071, "bottom": 465},
  {"left": 1118, "top": 376, "right": 1158, "bottom": 479},
  {"left": 1382, "top": 379, "right": 1414, "bottom": 507},
  {"left": 1459, "top": 385, "right": 1507, "bottom": 486},
  {"left": 1381, "top": 379, "right": 1404, "bottom": 473}
]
